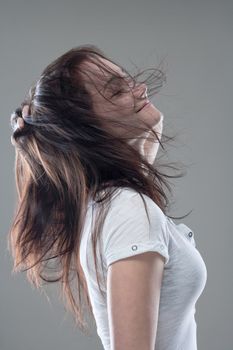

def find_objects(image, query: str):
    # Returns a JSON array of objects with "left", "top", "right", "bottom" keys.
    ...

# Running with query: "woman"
[{"left": 9, "top": 45, "right": 207, "bottom": 350}]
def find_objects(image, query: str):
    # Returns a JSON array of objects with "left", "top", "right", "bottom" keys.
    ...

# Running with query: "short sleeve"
[{"left": 102, "top": 188, "right": 170, "bottom": 269}]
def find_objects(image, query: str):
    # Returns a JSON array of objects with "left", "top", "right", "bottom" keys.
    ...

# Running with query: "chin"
[{"left": 140, "top": 104, "right": 162, "bottom": 127}]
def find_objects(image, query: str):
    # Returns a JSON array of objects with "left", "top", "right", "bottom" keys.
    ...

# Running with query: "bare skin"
[{"left": 80, "top": 56, "right": 163, "bottom": 165}]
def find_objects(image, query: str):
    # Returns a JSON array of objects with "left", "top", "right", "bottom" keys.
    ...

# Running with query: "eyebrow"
[{"left": 106, "top": 68, "right": 128, "bottom": 85}]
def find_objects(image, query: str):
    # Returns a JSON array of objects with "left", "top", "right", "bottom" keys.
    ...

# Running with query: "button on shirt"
[{"left": 80, "top": 187, "right": 208, "bottom": 350}]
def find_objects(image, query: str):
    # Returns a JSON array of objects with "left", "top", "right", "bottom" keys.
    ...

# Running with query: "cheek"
[
  {"left": 96, "top": 96, "right": 135, "bottom": 117},
  {"left": 117, "top": 95, "right": 136, "bottom": 115}
]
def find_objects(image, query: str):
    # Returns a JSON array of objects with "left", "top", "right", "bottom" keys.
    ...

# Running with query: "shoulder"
[
  {"left": 100, "top": 186, "right": 170, "bottom": 269},
  {"left": 107, "top": 186, "right": 166, "bottom": 223}
]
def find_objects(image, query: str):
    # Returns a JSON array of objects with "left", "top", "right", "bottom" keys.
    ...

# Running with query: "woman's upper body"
[
  {"left": 80, "top": 187, "right": 208, "bottom": 350},
  {"left": 79, "top": 55, "right": 207, "bottom": 350},
  {"left": 80, "top": 55, "right": 207, "bottom": 349}
]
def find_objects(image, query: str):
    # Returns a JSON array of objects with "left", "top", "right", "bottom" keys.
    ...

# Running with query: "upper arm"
[{"left": 107, "top": 251, "right": 165, "bottom": 350}]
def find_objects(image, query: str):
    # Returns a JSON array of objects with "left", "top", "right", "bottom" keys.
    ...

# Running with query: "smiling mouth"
[
  {"left": 136, "top": 100, "right": 150, "bottom": 113},
  {"left": 136, "top": 101, "right": 150, "bottom": 113}
]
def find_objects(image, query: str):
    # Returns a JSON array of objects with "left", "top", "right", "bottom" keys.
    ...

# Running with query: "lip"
[{"left": 136, "top": 100, "right": 151, "bottom": 113}]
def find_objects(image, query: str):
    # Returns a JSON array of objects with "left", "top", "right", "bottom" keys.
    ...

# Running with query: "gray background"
[{"left": 1, "top": 0, "right": 232, "bottom": 349}]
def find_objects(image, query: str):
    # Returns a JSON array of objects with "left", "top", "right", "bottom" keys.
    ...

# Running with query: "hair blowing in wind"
[{"left": 8, "top": 44, "right": 190, "bottom": 334}]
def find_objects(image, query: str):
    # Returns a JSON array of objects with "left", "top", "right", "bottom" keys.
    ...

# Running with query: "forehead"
[{"left": 81, "top": 56, "right": 123, "bottom": 83}]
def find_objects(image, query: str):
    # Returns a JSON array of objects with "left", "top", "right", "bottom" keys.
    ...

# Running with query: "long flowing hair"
[{"left": 8, "top": 44, "right": 191, "bottom": 334}]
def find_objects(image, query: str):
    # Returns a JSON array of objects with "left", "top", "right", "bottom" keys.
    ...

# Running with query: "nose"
[{"left": 133, "top": 82, "right": 147, "bottom": 98}]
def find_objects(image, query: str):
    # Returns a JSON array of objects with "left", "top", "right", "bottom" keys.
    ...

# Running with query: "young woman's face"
[{"left": 80, "top": 56, "right": 162, "bottom": 138}]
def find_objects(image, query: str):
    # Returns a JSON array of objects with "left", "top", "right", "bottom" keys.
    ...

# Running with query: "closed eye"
[
  {"left": 107, "top": 75, "right": 135, "bottom": 98},
  {"left": 111, "top": 89, "right": 125, "bottom": 98}
]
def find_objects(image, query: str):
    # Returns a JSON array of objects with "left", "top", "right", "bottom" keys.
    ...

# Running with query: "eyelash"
[
  {"left": 109, "top": 77, "right": 135, "bottom": 98},
  {"left": 111, "top": 89, "right": 125, "bottom": 97}
]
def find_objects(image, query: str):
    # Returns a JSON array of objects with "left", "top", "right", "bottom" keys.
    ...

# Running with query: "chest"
[{"left": 161, "top": 218, "right": 207, "bottom": 305}]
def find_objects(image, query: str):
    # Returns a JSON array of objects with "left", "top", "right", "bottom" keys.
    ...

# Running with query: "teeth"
[{"left": 135, "top": 91, "right": 149, "bottom": 113}]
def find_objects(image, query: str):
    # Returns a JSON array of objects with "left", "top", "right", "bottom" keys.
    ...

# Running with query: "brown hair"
[{"left": 8, "top": 44, "right": 191, "bottom": 334}]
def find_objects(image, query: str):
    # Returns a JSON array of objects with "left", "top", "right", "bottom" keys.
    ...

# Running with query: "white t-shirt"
[{"left": 80, "top": 187, "right": 207, "bottom": 350}]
